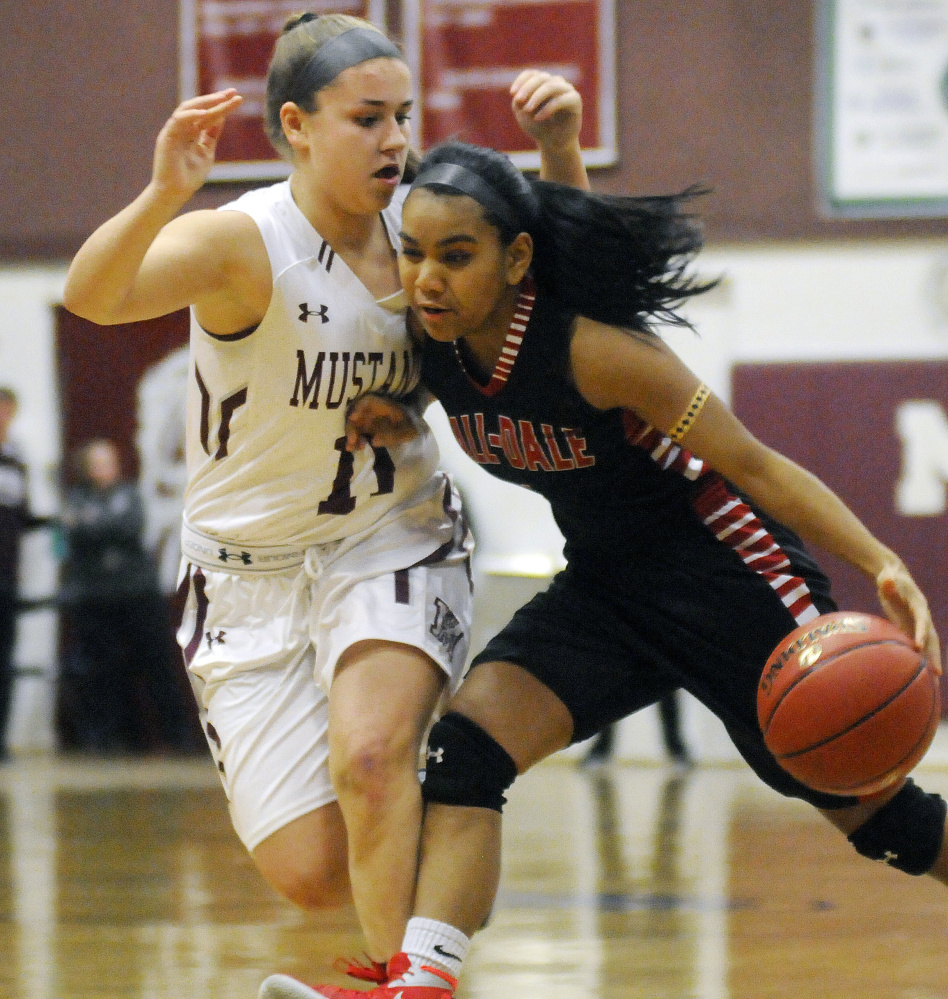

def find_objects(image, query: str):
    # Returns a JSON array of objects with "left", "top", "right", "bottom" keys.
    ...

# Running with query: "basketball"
[{"left": 758, "top": 611, "right": 940, "bottom": 797}]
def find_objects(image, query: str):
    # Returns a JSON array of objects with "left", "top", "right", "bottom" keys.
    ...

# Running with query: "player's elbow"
[{"left": 62, "top": 281, "right": 112, "bottom": 325}]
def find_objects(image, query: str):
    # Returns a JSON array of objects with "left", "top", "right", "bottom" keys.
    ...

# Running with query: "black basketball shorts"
[{"left": 470, "top": 514, "right": 858, "bottom": 810}]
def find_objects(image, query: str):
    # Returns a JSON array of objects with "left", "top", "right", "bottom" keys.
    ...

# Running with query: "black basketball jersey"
[
  {"left": 422, "top": 283, "right": 707, "bottom": 558},
  {"left": 421, "top": 282, "right": 829, "bottom": 626}
]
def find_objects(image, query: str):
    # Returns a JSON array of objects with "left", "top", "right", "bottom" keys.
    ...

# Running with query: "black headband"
[
  {"left": 409, "top": 162, "right": 526, "bottom": 234},
  {"left": 293, "top": 26, "right": 403, "bottom": 101}
]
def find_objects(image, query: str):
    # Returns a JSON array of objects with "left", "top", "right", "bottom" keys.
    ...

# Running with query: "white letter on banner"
[{"left": 895, "top": 400, "right": 948, "bottom": 516}]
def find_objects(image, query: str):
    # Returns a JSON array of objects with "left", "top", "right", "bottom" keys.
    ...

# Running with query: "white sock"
[{"left": 393, "top": 917, "right": 470, "bottom": 988}]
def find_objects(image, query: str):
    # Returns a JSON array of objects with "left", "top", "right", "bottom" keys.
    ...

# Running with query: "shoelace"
[
  {"left": 418, "top": 965, "right": 459, "bottom": 990},
  {"left": 333, "top": 956, "right": 389, "bottom": 984},
  {"left": 384, "top": 954, "right": 458, "bottom": 992}
]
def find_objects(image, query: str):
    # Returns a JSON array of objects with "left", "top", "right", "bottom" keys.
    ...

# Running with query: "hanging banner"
[
  {"left": 402, "top": 0, "right": 617, "bottom": 168},
  {"left": 732, "top": 358, "right": 948, "bottom": 684},
  {"left": 179, "top": 0, "right": 386, "bottom": 181},
  {"left": 818, "top": 0, "right": 948, "bottom": 217},
  {"left": 55, "top": 309, "right": 191, "bottom": 594}
]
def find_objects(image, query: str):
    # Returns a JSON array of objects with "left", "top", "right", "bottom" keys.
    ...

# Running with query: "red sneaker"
[
  {"left": 258, "top": 975, "right": 351, "bottom": 999},
  {"left": 257, "top": 956, "right": 456, "bottom": 999},
  {"left": 365, "top": 954, "right": 457, "bottom": 998},
  {"left": 258, "top": 956, "right": 389, "bottom": 998},
  {"left": 357, "top": 988, "right": 452, "bottom": 999},
  {"left": 333, "top": 957, "right": 389, "bottom": 985},
  {"left": 257, "top": 978, "right": 453, "bottom": 999}
]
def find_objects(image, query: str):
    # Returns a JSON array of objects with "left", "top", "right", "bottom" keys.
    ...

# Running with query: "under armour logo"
[
  {"left": 299, "top": 302, "right": 330, "bottom": 324},
  {"left": 218, "top": 548, "right": 253, "bottom": 565},
  {"left": 205, "top": 630, "right": 226, "bottom": 649},
  {"left": 427, "top": 746, "right": 445, "bottom": 764},
  {"left": 878, "top": 850, "right": 899, "bottom": 865}
]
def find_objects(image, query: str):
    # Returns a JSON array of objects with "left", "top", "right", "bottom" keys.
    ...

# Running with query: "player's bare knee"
[
  {"left": 257, "top": 851, "right": 350, "bottom": 910},
  {"left": 844, "top": 777, "right": 947, "bottom": 876},
  {"left": 331, "top": 728, "right": 415, "bottom": 802}
]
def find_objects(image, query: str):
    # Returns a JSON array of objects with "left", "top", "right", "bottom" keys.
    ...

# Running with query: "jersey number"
[
  {"left": 195, "top": 368, "right": 395, "bottom": 514},
  {"left": 318, "top": 436, "right": 395, "bottom": 514}
]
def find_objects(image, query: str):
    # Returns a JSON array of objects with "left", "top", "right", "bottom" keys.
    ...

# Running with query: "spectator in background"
[
  {"left": 582, "top": 692, "right": 693, "bottom": 771},
  {"left": 0, "top": 387, "right": 52, "bottom": 760},
  {"left": 136, "top": 345, "right": 189, "bottom": 594},
  {"left": 58, "top": 438, "right": 194, "bottom": 755}
]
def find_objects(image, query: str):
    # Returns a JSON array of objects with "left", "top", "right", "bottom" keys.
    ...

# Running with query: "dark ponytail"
[
  {"left": 528, "top": 182, "right": 713, "bottom": 332},
  {"left": 411, "top": 141, "right": 714, "bottom": 334}
]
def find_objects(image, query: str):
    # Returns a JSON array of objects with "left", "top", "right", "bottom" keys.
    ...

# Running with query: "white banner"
[{"left": 820, "top": 0, "right": 948, "bottom": 216}]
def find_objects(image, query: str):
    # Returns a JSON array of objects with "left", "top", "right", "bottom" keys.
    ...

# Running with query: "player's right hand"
[
  {"left": 510, "top": 70, "right": 582, "bottom": 151},
  {"left": 877, "top": 567, "right": 942, "bottom": 674},
  {"left": 151, "top": 90, "right": 243, "bottom": 201},
  {"left": 344, "top": 393, "right": 423, "bottom": 451}
]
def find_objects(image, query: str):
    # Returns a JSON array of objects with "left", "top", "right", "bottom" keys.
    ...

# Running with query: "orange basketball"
[{"left": 757, "top": 611, "right": 940, "bottom": 797}]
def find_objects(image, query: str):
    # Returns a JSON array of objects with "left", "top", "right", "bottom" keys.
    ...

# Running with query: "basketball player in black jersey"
[{"left": 260, "top": 143, "right": 945, "bottom": 999}]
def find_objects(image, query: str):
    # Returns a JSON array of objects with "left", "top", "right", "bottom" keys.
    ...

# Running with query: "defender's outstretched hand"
[
  {"left": 152, "top": 90, "right": 244, "bottom": 201},
  {"left": 510, "top": 70, "right": 583, "bottom": 151}
]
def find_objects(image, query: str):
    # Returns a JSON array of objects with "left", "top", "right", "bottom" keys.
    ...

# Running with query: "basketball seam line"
[
  {"left": 763, "top": 638, "right": 923, "bottom": 732},
  {"left": 793, "top": 671, "right": 940, "bottom": 794},
  {"left": 778, "top": 658, "right": 931, "bottom": 759}
]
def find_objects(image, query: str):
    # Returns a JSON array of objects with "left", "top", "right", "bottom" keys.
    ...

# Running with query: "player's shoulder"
[
  {"left": 164, "top": 205, "right": 261, "bottom": 252},
  {"left": 216, "top": 180, "right": 290, "bottom": 217}
]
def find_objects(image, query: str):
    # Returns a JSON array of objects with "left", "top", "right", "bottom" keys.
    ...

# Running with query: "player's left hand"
[
  {"left": 344, "top": 394, "right": 423, "bottom": 451},
  {"left": 511, "top": 70, "right": 583, "bottom": 151},
  {"left": 877, "top": 564, "right": 942, "bottom": 673}
]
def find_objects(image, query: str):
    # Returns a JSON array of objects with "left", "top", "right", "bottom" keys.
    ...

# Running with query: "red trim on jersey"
[
  {"left": 621, "top": 411, "right": 705, "bottom": 481},
  {"left": 621, "top": 413, "right": 818, "bottom": 626},
  {"left": 691, "top": 474, "right": 820, "bottom": 627},
  {"left": 458, "top": 277, "right": 536, "bottom": 397}
]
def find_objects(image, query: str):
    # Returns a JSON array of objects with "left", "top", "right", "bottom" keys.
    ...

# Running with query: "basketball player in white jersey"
[{"left": 63, "top": 10, "right": 588, "bottom": 974}]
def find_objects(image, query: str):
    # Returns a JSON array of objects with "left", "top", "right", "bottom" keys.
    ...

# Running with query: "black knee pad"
[
  {"left": 848, "top": 778, "right": 947, "bottom": 876},
  {"left": 422, "top": 711, "right": 518, "bottom": 812}
]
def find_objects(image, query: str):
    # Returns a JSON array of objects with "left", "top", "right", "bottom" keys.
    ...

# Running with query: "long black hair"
[{"left": 409, "top": 141, "right": 714, "bottom": 333}]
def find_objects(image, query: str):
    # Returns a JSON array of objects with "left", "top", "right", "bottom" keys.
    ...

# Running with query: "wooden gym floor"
[{"left": 0, "top": 751, "right": 946, "bottom": 999}]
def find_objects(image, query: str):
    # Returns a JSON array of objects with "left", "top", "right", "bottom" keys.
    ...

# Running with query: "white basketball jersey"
[{"left": 182, "top": 181, "right": 451, "bottom": 566}]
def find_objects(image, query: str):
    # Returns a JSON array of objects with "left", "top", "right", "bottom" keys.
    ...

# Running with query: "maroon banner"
[
  {"left": 732, "top": 359, "right": 948, "bottom": 681},
  {"left": 56, "top": 308, "right": 191, "bottom": 593},
  {"left": 403, "top": 0, "right": 616, "bottom": 167},
  {"left": 179, "top": 0, "right": 384, "bottom": 180}
]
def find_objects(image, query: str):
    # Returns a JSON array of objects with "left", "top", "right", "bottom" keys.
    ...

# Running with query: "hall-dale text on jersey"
[
  {"left": 290, "top": 348, "right": 420, "bottom": 411},
  {"left": 449, "top": 412, "right": 596, "bottom": 471}
]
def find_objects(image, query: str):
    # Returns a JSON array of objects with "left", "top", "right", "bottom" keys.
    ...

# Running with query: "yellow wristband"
[{"left": 668, "top": 383, "right": 710, "bottom": 442}]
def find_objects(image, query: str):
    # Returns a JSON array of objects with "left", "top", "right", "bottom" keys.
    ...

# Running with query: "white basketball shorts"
[{"left": 176, "top": 549, "right": 472, "bottom": 851}]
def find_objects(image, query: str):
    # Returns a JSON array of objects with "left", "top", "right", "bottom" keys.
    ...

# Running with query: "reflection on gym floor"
[{"left": 0, "top": 755, "right": 947, "bottom": 999}]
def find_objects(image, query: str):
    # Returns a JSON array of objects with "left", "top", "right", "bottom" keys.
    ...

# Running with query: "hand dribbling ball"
[{"left": 757, "top": 611, "right": 940, "bottom": 797}]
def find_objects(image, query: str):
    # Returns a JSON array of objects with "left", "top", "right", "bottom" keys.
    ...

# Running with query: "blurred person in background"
[
  {"left": 582, "top": 691, "right": 693, "bottom": 771},
  {"left": 0, "top": 386, "right": 53, "bottom": 760},
  {"left": 58, "top": 438, "right": 195, "bottom": 755}
]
